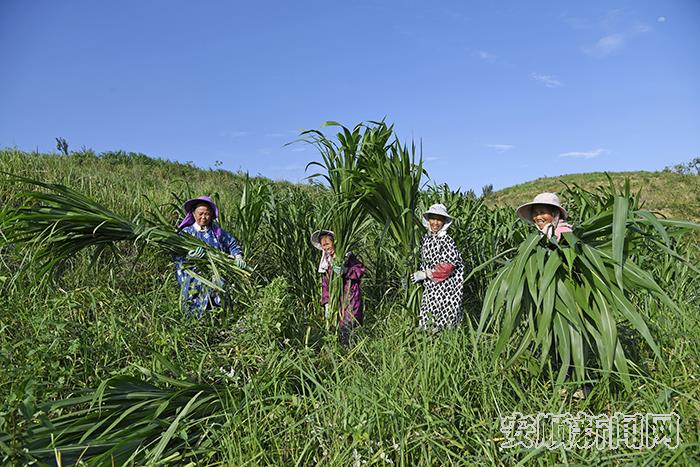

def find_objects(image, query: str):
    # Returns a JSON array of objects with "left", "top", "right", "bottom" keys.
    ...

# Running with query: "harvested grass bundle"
[{"left": 1, "top": 174, "right": 250, "bottom": 291}]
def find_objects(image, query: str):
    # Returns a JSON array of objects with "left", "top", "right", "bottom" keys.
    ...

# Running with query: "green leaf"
[
  {"left": 553, "top": 313, "right": 571, "bottom": 386},
  {"left": 569, "top": 325, "right": 585, "bottom": 382},
  {"left": 613, "top": 340, "right": 632, "bottom": 389},
  {"left": 612, "top": 196, "right": 628, "bottom": 291},
  {"left": 593, "top": 290, "right": 617, "bottom": 372},
  {"left": 540, "top": 252, "right": 562, "bottom": 292},
  {"left": 525, "top": 251, "right": 540, "bottom": 304},
  {"left": 608, "top": 285, "right": 661, "bottom": 359},
  {"left": 149, "top": 390, "right": 204, "bottom": 462},
  {"left": 634, "top": 210, "right": 670, "bottom": 246}
]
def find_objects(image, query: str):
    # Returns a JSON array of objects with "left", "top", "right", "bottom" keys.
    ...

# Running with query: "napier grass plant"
[
  {"left": 6, "top": 370, "right": 225, "bottom": 466},
  {"left": 303, "top": 120, "right": 428, "bottom": 324},
  {"left": 1, "top": 174, "right": 250, "bottom": 294},
  {"left": 2, "top": 142, "right": 700, "bottom": 464},
  {"left": 476, "top": 186, "right": 700, "bottom": 387},
  {"left": 354, "top": 121, "right": 427, "bottom": 316},
  {"left": 265, "top": 186, "right": 325, "bottom": 305},
  {"left": 302, "top": 122, "right": 373, "bottom": 329}
]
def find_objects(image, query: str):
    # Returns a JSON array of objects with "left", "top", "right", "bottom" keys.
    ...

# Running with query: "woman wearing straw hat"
[
  {"left": 412, "top": 203, "right": 464, "bottom": 332},
  {"left": 516, "top": 193, "right": 572, "bottom": 240},
  {"left": 175, "top": 196, "right": 245, "bottom": 317},
  {"left": 311, "top": 229, "right": 365, "bottom": 347}
]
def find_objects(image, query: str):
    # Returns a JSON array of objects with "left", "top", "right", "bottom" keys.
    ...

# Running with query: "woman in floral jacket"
[{"left": 175, "top": 196, "right": 244, "bottom": 317}]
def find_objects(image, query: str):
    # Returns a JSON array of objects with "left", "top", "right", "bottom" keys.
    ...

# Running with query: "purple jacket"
[{"left": 320, "top": 253, "right": 365, "bottom": 326}]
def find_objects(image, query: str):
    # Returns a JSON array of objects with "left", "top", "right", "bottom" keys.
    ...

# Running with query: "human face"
[
  {"left": 531, "top": 205, "right": 555, "bottom": 230},
  {"left": 193, "top": 204, "right": 213, "bottom": 227},
  {"left": 319, "top": 235, "right": 335, "bottom": 257},
  {"left": 427, "top": 214, "right": 445, "bottom": 233}
]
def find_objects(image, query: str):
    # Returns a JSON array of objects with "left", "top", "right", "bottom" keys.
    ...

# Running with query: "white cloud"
[
  {"left": 657, "top": 16, "right": 666, "bottom": 23},
  {"left": 424, "top": 156, "right": 442, "bottom": 162},
  {"left": 529, "top": 72, "right": 563, "bottom": 88},
  {"left": 290, "top": 147, "right": 306, "bottom": 152},
  {"left": 583, "top": 33, "right": 625, "bottom": 58},
  {"left": 265, "top": 132, "right": 286, "bottom": 138},
  {"left": 473, "top": 50, "right": 497, "bottom": 63},
  {"left": 559, "top": 148, "right": 609, "bottom": 159},
  {"left": 484, "top": 144, "right": 514, "bottom": 153}
]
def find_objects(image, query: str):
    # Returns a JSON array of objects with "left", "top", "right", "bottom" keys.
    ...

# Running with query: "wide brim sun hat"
[
  {"left": 178, "top": 196, "right": 221, "bottom": 230},
  {"left": 183, "top": 196, "right": 219, "bottom": 219},
  {"left": 516, "top": 192, "right": 568, "bottom": 223},
  {"left": 421, "top": 203, "right": 453, "bottom": 230},
  {"left": 310, "top": 229, "right": 334, "bottom": 250}
]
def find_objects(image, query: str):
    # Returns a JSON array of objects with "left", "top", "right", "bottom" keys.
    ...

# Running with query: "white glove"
[
  {"left": 232, "top": 254, "right": 246, "bottom": 268},
  {"left": 324, "top": 303, "right": 330, "bottom": 319},
  {"left": 412, "top": 270, "right": 427, "bottom": 283},
  {"left": 187, "top": 246, "right": 205, "bottom": 259}
]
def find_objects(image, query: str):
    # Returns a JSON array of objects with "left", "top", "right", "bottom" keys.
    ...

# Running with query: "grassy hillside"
[
  {"left": 487, "top": 171, "right": 700, "bottom": 221},
  {"left": 1, "top": 145, "right": 699, "bottom": 465},
  {"left": 0, "top": 147, "right": 311, "bottom": 218}
]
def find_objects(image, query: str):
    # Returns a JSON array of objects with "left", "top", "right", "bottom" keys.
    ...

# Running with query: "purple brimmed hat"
[
  {"left": 183, "top": 196, "right": 219, "bottom": 219},
  {"left": 516, "top": 192, "right": 567, "bottom": 224},
  {"left": 178, "top": 196, "right": 223, "bottom": 238}
]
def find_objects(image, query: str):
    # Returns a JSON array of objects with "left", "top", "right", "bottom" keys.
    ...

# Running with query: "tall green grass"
[{"left": 1, "top": 141, "right": 699, "bottom": 465}]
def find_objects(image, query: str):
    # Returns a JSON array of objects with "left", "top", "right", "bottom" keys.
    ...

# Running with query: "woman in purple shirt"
[{"left": 311, "top": 229, "right": 365, "bottom": 347}]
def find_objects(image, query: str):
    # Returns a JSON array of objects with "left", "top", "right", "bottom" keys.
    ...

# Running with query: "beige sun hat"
[
  {"left": 310, "top": 229, "right": 334, "bottom": 250},
  {"left": 516, "top": 193, "right": 568, "bottom": 223},
  {"left": 421, "top": 203, "right": 453, "bottom": 230}
]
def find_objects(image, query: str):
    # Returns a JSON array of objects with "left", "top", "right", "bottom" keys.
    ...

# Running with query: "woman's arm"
[
  {"left": 430, "top": 236, "right": 462, "bottom": 282},
  {"left": 343, "top": 255, "right": 365, "bottom": 280},
  {"left": 431, "top": 263, "right": 455, "bottom": 282},
  {"left": 221, "top": 229, "right": 243, "bottom": 256}
]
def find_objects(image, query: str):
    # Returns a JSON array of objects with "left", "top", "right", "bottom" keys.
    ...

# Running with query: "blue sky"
[{"left": 1, "top": 0, "right": 698, "bottom": 192}]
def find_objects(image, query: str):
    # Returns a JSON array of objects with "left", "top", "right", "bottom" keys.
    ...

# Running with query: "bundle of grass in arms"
[
  {"left": 476, "top": 194, "right": 700, "bottom": 388},
  {"left": 1, "top": 174, "right": 250, "bottom": 290},
  {"left": 1, "top": 367, "right": 225, "bottom": 466},
  {"left": 301, "top": 122, "right": 370, "bottom": 329}
]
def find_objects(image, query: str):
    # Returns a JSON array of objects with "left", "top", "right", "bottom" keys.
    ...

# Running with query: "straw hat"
[
  {"left": 310, "top": 229, "right": 334, "bottom": 250},
  {"left": 516, "top": 193, "right": 568, "bottom": 223},
  {"left": 421, "top": 203, "right": 453, "bottom": 230}
]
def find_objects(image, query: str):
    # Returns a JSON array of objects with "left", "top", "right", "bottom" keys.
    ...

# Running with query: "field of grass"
[
  {"left": 1, "top": 140, "right": 699, "bottom": 465},
  {"left": 487, "top": 171, "right": 700, "bottom": 221}
]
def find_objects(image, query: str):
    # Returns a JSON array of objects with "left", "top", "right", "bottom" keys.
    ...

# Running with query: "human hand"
[
  {"left": 412, "top": 270, "right": 427, "bottom": 283},
  {"left": 332, "top": 265, "right": 346, "bottom": 275},
  {"left": 232, "top": 255, "right": 247, "bottom": 268},
  {"left": 187, "top": 246, "right": 205, "bottom": 259}
]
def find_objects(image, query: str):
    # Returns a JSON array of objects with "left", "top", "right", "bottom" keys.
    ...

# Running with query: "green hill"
[
  {"left": 3, "top": 149, "right": 697, "bottom": 221},
  {"left": 486, "top": 170, "right": 700, "bottom": 221}
]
